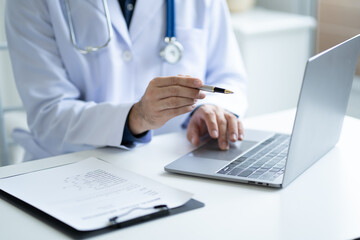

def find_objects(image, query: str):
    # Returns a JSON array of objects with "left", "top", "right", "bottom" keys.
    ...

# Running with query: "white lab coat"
[{"left": 5, "top": 0, "right": 248, "bottom": 161}]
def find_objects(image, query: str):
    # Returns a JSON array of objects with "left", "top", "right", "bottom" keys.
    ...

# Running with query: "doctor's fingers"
[
  {"left": 156, "top": 97, "right": 198, "bottom": 111},
  {"left": 161, "top": 104, "right": 197, "bottom": 121},
  {"left": 198, "top": 106, "right": 230, "bottom": 150},
  {"left": 200, "top": 108, "right": 219, "bottom": 139},
  {"left": 225, "top": 113, "right": 240, "bottom": 142},
  {"left": 150, "top": 76, "right": 203, "bottom": 88},
  {"left": 238, "top": 120, "right": 245, "bottom": 140},
  {"left": 186, "top": 118, "right": 208, "bottom": 146},
  {"left": 156, "top": 85, "right": 206, "bottom": 100},
  {"left": 216, "top": 114, "right": 229, "bottom": 150}
]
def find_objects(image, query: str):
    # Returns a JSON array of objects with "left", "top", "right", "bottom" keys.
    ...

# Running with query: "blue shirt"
[{"left": 119, "top": 0, "right": 136, "bottom": 29}]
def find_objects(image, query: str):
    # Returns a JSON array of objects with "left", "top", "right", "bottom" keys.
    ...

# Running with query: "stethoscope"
[
  {"left": 64, "top": 0, "right": 183, "bottom": 64},
  {"left": 64, "top": 0, "right": 113, "bottom": 54},
  {"left": 159, "top": 0, "right": 183, "bottom": 64}
]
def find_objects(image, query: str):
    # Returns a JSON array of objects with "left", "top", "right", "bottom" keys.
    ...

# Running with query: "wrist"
[{"left": 128, "top": 102, "right": 149, "bottom": 135}]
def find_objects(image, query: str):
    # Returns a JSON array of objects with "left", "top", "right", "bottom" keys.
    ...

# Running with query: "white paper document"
[{"left": 0, "top": 157, "right": 192, "bottom": 231}]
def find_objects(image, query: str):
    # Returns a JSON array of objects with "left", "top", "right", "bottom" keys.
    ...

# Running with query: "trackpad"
[{"left": 191, "top": 139, "right": 257, "bottom": 161}]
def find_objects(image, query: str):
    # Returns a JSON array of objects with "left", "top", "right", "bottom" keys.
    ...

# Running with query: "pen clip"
[{"left": 109, "top": 204, "right": 169, "bottom": 228}]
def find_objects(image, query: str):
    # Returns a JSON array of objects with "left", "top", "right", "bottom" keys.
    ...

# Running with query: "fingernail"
[
  {"left": 239, "top": 134, "right": 244, "bottom": 140},
  {"left": 221, "top": 141, "right": 229, "bottom": 150},
  {"left": 231, "top": 133, "right": 237, "bottom": 141},
  {"left": 191, "top": 137, "right": 196, "bottom": 145},
  {"left": 212, "top": 130, "right": 218, "bottom": 138},
  {"left": 195, "top": 79, "right": 202, "bottom": 87},
  {"left": 199, "top": 92, "right": 206, "bottom": 99}
]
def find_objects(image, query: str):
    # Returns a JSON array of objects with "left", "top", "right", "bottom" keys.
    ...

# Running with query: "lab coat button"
[
  {"left": 122, "top": 51, "right": 132, "bottom": 62},
  {"left": 127, "top": 3, "right": 134, "bottom": 11}
]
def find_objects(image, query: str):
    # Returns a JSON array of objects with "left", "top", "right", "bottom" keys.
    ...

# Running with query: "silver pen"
[{"left": 199, "top": 85, "right": 234, "bottom": 94}]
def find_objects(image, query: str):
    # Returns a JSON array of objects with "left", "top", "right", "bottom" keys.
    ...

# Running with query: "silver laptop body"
[{"left": 165, "top": 34, "right": 360, "bottom": 188}]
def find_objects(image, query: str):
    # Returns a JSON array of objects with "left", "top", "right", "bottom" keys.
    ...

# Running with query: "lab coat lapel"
[
  {"left": 83, "top": 0, "right": 132, "bottom": 47},
  {"left": 129, "top": 0, "right": 164, "bottom": 42},
  {"left": 107, "top": 0, "right": 132, "bottom": 47}
]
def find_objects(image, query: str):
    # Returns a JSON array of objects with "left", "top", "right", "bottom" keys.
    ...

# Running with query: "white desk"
[{"left": 1, "top": 110, "right": 360, "bottom": 240}]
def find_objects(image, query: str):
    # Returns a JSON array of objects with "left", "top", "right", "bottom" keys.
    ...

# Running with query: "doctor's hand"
[
  {"left": 187, "top": 105, "right": 244, "bottom": 150},
  {"left": 128, "top": 76, "right": 206, "bottom": 135}
]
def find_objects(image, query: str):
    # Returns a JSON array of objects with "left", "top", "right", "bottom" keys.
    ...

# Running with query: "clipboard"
[
  {"left": 0, "top": 190, "right": 204, "bottom": 239},
  {"left": 0, "top": 158, "right": 205, "bottom": 238}
]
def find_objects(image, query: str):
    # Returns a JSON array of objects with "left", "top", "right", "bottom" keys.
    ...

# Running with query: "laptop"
[{"left": 165, "top": 34, "right": 360, "bottom": 188}]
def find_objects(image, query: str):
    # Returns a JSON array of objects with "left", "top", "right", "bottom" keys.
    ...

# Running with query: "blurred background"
[
  {"left": 0, "top": 0, "right": 359, "bottom": 165},
  {"left": 228, "top": 0, "right": 359, "bottom": 117}
]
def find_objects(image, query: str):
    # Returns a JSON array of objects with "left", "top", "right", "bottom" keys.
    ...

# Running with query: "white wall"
[
  {"left": 232, "top": 9, "right": 316, "bottom": 117},
  {"left": 256, "top": 0, "right": 317, "bottom": 55},
  {"left": 256, "top": 0, "right": 317, "bottom": 17}
]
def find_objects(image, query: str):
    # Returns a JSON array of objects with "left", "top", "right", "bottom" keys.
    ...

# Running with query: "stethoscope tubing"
[
  {"left": 66, "top": 0, "right": 181, "bottom": 60},
  {"left": 65, "top": 0, "right": 113, "bottom": 54},
  {"left": 166, "top": 0, "right": 175, "bottom": 39}
]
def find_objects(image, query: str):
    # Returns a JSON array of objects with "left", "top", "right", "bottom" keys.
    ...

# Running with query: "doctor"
[{"left": 5, "top": 0, "right": 248, "bottom": 161}]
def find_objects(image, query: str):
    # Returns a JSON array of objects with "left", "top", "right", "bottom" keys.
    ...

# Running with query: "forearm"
[{"left": 30, "top": 100, "right": 133, "bottom": 150}]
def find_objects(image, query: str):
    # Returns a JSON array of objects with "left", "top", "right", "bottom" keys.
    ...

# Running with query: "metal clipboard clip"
[{"left": 108, "top": 205, "right": 169, "bottom": 228}]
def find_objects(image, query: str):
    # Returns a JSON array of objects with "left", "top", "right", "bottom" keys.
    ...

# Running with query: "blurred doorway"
[{"left": 318, "top": 0, "right": 360, "bottom": 118}]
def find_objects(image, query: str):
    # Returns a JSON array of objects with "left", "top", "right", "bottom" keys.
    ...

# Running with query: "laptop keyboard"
[{"left": 217, "top": 134, "right": 290, "bottom": 181}]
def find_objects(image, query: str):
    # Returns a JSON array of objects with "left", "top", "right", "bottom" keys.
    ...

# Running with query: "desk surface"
[{"left": 1, "top": 110, "right": 360, "bottom": 240}]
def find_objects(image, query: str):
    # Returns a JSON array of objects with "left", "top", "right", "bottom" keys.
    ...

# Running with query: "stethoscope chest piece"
[{"left": 160, "top": 37, "right": 183, "bottom": 64}]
